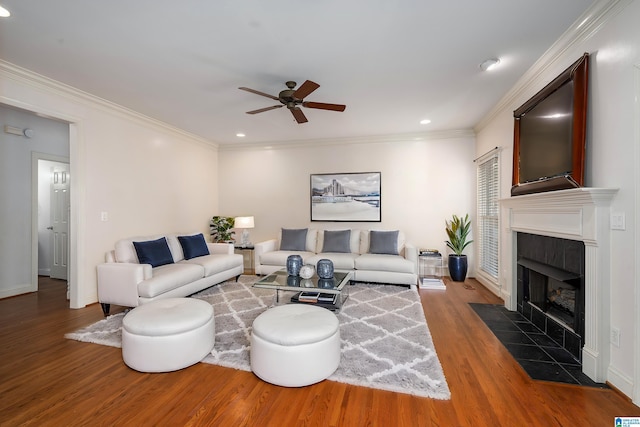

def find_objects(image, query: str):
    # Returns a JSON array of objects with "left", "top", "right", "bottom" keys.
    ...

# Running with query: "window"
[{"left": 476, "top": 151, "right": 499, "bottom": 280}]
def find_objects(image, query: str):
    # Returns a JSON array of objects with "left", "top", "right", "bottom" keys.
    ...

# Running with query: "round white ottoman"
[
  {"left": 250, "top": 304, "right": 340, "bottom": 387},
  {"left": 122, "top": 298, "right": 215, "bottom": 373}
]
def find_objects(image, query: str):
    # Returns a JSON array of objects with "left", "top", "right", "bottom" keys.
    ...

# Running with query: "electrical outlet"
[
  {"left": 100, "top": 211, "right": 108, "bottom": 222},
  {"left": 611, "top": 327, "right": 620, "bottom": 347}
]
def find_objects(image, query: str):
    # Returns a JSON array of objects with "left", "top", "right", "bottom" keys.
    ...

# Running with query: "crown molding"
[
  {"left": 218, "top": 129, "right": 476, "bottom": 152},
  {"left": 0, "top": 60, "right": 218, "bottom": 150},
  {"left": 474, "top": 0, "right": 631, "bottom": 133}
]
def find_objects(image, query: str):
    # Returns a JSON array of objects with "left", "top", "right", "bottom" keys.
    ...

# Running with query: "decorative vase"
[
  {"left": 316, "top": 259, "right": 334, "bottom": 279},
  {"left": 286, "top": 255, "right": 303, "bottom": 276},
  {"left": 448, "top": 254, "right": 468, "bottom": 282},
  {"left": 299, "top": 264, "right": 315, "bottom": 279}
]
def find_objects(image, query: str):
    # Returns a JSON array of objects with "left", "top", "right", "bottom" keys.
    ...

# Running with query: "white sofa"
[
  {"left": 255, "top": 228, "right": 418, "bottom": 288},
  {"left": 97, "top": 233, "right": 243, "bottom": 315}
]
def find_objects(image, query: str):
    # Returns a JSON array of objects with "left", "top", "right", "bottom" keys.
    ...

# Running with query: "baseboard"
[
  {"left": 0, "top": 283, "right": 36, "bottom": 299},
  {"left": 607, "top": 365, "right": 634, "bottom": 399}
]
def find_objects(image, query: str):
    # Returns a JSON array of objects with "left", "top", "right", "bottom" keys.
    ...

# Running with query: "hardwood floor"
[{"left": 1, "top": 277, "right": 638, "bottom": 426}]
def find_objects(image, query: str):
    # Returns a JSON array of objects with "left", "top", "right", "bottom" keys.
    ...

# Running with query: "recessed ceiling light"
[
  {"left": 236, "top": 133, "right": 245, "bottom": 137},
  {"left": 420, "top": 119, "right": 431, "bottom": 125},
  {"left": 0, "top": 5, "right": 10, "bottom": 17},
  {"left": 479, "top": 58, "right": 500, "bottom": 71}
]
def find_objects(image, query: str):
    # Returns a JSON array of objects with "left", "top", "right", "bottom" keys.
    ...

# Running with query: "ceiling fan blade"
[
  {"left": 246, "top": 105, "right": 283, "bottom": 114},
  {"left": 302, "top": 101, "right": 346, "bottom": 112},
  {"left": 292, "top": 80, "right": 320, "bottom": 100},
  {"left": 290, "top": 107, "right": 308, "bottom": 124},
  {"left": 238, "top": 87, "right": 279, "bottom": 101}
]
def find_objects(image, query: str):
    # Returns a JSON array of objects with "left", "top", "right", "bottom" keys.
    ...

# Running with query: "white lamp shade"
[{"left": 234, "top": 216, "right": 255, "bottom": 228}]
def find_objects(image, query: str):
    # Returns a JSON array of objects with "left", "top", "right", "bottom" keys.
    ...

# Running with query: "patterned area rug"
[{"left": 66, "top": 276, "right": 450, "bottom": 399}]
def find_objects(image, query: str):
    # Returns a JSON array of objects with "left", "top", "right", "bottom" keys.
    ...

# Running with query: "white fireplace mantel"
[{"left": 499, "top": 187, "right": 618, "bottom": 382}]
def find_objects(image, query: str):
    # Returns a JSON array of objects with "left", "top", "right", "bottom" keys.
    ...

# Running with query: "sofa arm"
[
  {"left": 254, "top": 239, "right": 278, "bottom": 275},
  {"left": 97, "top": 263, "right": 151, "bottom": 308},
  {"left": 207, "top": 242, "right": 235, "bottom": 255},
  {"left": 404, "top": 243, "right": 419, "bottom": 274}
]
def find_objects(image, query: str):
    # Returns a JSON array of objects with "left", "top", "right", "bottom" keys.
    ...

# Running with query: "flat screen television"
[{"left": 511, "top": 53, "right": 589, "bottom": 196}]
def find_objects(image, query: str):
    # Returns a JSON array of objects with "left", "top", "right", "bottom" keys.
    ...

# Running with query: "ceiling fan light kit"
[{"left": 239, "top": 80, "right": 346, "bottom": 124}]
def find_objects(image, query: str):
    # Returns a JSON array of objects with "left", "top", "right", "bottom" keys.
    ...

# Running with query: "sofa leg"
[
  {"left": 235, "top": 274, "right": 241, "bottom": 282},
  {"left": 101, "top": 303, "right": 111, "bottom": 316}
]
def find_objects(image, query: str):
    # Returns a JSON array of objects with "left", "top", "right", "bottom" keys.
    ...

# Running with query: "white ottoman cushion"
[
  {"left": 122, "top": 298, "right": 214, "bottom": 372},
  {"left": 250, "top": 304, "right": 340, "bottom": 387}
]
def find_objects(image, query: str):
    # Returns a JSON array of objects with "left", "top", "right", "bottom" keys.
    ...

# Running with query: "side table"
[
  {"left": 234, "top": 245, "right": 255, "bottom": 275},
  {"left": 418, "top": 252, "right": 445, "bottom": 289}
]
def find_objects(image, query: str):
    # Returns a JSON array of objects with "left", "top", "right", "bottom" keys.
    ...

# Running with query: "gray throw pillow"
[
  {"left": 369, "top": 230, "right": 399, "bottom": 255},
  {"left": 322, "top": 230, "right": 351, "bottom": 253},
  {"left": 280, "top": 228, "right": 308, "bottom": 251}
]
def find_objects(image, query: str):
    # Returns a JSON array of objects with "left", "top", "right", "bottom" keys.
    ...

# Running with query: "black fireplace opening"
[{"left": 516, "top": 233, "right": 585, "bottom": 362}]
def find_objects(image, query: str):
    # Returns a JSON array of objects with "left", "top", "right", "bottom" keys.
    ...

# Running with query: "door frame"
[
  {"left": 2, "top": 96, "right": 82, "bottom": 309},
  {"left": 31, "top": 153, "right": 70, "bottom": 292}
]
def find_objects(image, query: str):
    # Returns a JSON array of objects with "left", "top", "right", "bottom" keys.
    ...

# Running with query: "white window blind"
[{"left": 477, "top": 151, "right": 499, "bottom": 279}]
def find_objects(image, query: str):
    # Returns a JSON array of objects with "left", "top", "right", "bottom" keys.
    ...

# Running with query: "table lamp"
[{"left": 234, "top": 216, "right": 255, "bottom": 247}]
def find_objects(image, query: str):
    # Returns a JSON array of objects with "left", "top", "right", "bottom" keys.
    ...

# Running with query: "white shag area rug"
[{"left": 66, "top": 276, "right": 450, "bottom": 399}]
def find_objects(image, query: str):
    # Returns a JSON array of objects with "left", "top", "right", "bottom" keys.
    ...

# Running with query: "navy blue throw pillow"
[
  {"left": 178, "top": 233, "right": 210, "bottom": 260},
  {"left": 133, "top": 237, "right": 174, "bottom": 267}
]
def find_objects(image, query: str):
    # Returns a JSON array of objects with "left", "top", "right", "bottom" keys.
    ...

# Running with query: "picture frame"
[{"left": 310, "top": 172, "right": 381, "bottom": 222}]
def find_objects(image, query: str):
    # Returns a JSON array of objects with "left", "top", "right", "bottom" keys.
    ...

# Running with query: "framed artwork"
[{"left": 310, "top": 172, "right": 381, "bottom": 222}]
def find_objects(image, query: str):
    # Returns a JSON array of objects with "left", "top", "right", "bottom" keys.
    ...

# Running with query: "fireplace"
[
  {"left": 499, "top": 187, "right": 617, "bottom": 382},
  {"left": 516, "top": 233, "right": 585, "bottom": 361}
]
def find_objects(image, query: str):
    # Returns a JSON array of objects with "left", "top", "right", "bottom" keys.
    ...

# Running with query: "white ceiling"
[{"left": 0, "top": 0, "right": 596, "bottom": 146}]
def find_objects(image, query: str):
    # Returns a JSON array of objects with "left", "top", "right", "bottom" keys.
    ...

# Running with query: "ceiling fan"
[{"left": 238, "top": 80, "right": 346, "bottom": 124}]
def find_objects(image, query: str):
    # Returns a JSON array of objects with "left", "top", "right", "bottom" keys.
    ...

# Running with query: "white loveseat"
[
  {"left": 255, "top": 228, "right": 418, "bottom": 288},
  {"left": 97, "top": 233, "right": 243, "bottom": 315}
]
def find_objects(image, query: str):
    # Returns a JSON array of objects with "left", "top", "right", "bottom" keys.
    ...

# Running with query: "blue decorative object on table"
[
  {"left": 286, "top": 255, "right": 303, "bottom": 276},
  {"left": 316, "top": 259, "right": 334, "bottom": 279}
]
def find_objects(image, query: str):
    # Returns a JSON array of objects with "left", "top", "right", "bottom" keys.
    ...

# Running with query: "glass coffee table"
[{"left": 252, "top": 269, "right": 353, "bottom": 311}]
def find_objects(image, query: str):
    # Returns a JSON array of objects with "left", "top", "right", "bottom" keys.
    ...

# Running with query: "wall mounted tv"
[{"left": 511, "top": 53, "right": 589, "bottom": 196}]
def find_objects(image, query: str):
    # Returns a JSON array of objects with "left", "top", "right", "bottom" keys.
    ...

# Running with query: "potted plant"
[
  {"left": 210, "top": 216, "right": 236, "bottom": 243},
  {"left": 445, "top": 214, "right": 473, "bottom": 282}
]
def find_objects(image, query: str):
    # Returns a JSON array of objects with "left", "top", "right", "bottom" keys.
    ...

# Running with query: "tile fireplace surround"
[{"left": 499, "top": 187, "right": 617, "bottom": 383}]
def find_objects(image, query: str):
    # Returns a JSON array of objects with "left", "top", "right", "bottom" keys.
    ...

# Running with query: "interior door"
[{"left": 50, "top": 165, "right": 69, "bottom": 280}]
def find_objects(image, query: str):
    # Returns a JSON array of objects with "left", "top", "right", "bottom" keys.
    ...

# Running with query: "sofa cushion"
[
  {"left": 181, "top": 253, "right": 243, "bottom": 276},
  {"left": 280, "top": 228, "right": 308, "bottom": 251},
  {"left": 133, "top": 237, "right": 174, "bottom": 268},
  {"left": 355, "top": 253, "right": 415, "bottom": 274},
  {"left": 322, "top": 230, "right": 351, "bottom": 253},
  {"left": 307, "top": 252, "right": 359, "bottom": 270},
  {"left": 260, "top": 250, "right": 316, "bottom": 267},
  {"left": 137, "top": 263, "right": 205, "bottom": 298},
  {"left": 369, "top": 230, "right": 399, "bottom": 255},
  {"left": 178, "top": 233, "right": 210, "bottom": 260}
]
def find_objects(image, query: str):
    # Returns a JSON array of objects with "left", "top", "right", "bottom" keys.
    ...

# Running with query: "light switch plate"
[{"left": 611, "top": 212, "right": 625, "bottom": 230}]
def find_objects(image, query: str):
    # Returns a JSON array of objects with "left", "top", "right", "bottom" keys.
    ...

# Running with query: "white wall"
[
  {"left": 475, "top": 0, "right": 640, "bottom": 399},
  {"left": 0, "top": 104, "right": 69, "bottom": 297},
  {"left": 1, "top": 62, "right": 220, "bottom": 307},
  {"left": 218, "top": 134, "right": 476, "bottom": 271}
]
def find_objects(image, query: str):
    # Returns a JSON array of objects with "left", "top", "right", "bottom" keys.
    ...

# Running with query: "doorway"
[
  {"left": 37, "top": 157, "right": 70, "bottom": 296},
  {"left": 33, "top": 153, "right": 70, "bottom": 298}
]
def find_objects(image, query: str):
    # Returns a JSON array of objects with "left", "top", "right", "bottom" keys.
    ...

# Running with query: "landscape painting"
[{"left": 310, "top": 172, "right": 381, "bottom": 222}]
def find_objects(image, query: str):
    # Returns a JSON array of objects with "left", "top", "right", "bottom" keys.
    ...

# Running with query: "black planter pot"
[{"left": 448, "top": 254, "right": 468, "bottom": 282}]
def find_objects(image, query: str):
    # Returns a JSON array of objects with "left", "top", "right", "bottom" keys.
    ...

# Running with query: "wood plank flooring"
[{"left": 1, "top": 277, "right": 638, "bottom": 426}]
